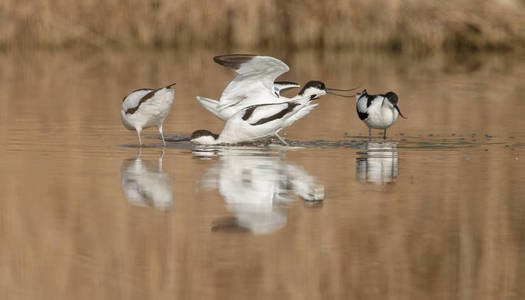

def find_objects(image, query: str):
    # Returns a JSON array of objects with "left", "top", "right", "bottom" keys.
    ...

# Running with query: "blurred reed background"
[{"left": 1, "top": 0, "right": 525, "bottom": 53}]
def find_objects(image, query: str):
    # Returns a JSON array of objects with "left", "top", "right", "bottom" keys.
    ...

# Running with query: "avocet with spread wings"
[
  {"left": 190, "top": 91, "right": 321, "bottom": 145},
  {"left": 196, "top": 54, "right": 354, "bottom": 121}
]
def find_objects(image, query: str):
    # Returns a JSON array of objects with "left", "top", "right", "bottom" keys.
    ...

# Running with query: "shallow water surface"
[{"left": 1, "top": 50, "right": 524, "bottom": 299}]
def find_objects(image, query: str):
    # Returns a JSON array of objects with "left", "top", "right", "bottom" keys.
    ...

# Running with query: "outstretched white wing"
[{"left": 214, "top": 55, "right": 290, "bottom": 110}]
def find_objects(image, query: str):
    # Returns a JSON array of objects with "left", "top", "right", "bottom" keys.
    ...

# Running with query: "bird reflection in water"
[
  {"left": 195, "top": 147, "right": 324, "bottom": 234},
  {"left": 120, "top": 148, "right": 173, "bottom": 210},
  {"left": 356, "top": 142, "right": 398, "bottom": 184}
]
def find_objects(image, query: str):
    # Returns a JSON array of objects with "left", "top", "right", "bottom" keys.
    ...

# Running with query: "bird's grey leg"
[
  {"left": 383, "top": 129, "right": 387, "bottom": 139},
  {"left": 158, "top": 148, "right": 165, "bottom": 171},
  {"left": 136, "top": 129, "right": 143, "bottom": 147},
  {"left": 158, "top": 124, "right": 166, "bottom": 147},
  {"left": 275, "top": 133, "right": 289, "bottom": 146},
  {"left": 368, "top": 128, "right": 372, "bottom": 141}
]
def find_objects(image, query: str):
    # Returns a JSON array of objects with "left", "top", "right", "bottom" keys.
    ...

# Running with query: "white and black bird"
[
  {"left": 196, "top": 54, "right": 354, "bottom": 120},
  {"left": 121, "top": 83, "right": 175, "bottom": 146},
  {"left": 190, "top": 89, "right": 323, "bottom": 145},
  {"left": 356, "top": 89, "right": 407, "bottom": 139}
]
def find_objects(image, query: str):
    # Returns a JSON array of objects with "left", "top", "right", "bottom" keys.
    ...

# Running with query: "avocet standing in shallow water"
[
  {"left": 190, "top": 82, "right": 329, "bottom": 145},
  {"left": 196, "top": 54, "right": 354, "bottom": 121},
  {"left": 356, "top": 89, "right": 407, "bottom": 139},
  {"left": 121, "top": 83, "right": 175, "bottom": 146}
]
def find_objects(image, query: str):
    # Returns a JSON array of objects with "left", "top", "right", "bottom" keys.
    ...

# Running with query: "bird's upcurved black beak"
[
  {"left": 395, "top": 105, "right": 407, "bottom": 119},
  {"left": 326, "top": 86, "right": 359, "bottom": 98}
]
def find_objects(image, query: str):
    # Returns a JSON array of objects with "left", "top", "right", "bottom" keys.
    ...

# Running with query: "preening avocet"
[
  {"left": 356, "top": 89, "right": 407, "bottom": 139},
  {"left": 190, "top": 92, "right": 322, "bottom": 145},
  {"left": 121, "top": 83, "right": 175, "bottom": 146},
  {"left": 196, "top": 54, "right": 354, "bottom": 120}
]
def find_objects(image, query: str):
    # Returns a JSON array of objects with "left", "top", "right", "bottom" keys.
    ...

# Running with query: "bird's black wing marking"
[
  {"left": 242, "top": 106, "right": 257, "bottom": 120},
  {"left": 356, "top": 101, "right": 368, "bottom": 120},
  {"left": 274, "top": 81, "right": 299, "bottom": 85},
  {"left": 122, "top": 88, "right": 153, "bottom": 103},
  {"left": 357, "top": 111, "right": 368, "bottom": 120},
  {"left": 366, "top": 95, "right": 375, "bottom": 107},
  {"left": 126, "top": 89, "right": 158, "bottom": 115},
  {"left": 213, "top": 54, "right": 256, "bottom": 70},
  {"left": 250, "top": 103, "right": 300, "bottom": 126}
]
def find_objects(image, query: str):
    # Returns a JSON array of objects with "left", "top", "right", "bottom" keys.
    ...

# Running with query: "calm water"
[{"left": 1, "top": 50, "right": 524, "bottom": 299}]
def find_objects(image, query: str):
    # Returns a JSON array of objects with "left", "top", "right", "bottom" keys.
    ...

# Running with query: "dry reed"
[{"left": 1, "top": 0, "right": 525, "bottom": 52}]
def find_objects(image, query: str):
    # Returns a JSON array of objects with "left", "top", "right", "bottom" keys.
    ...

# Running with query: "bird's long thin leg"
[
  {"left": 136, "top": 129, "right": 143, "bottom": 147},
  {"left": 275, "top": 133, "right": 289, "bottom": 146},
  {"left": 368, "top": 128, "right": 372, "bottom": 141},
  {"left": 158, "top": 124, "right": 166, "bottom": 147},
  {"left": 158, "top": 148, "right": 165, "bottom": 171},
  {"left": 383, "top": 129, "right": 387, "bottom": 140}
]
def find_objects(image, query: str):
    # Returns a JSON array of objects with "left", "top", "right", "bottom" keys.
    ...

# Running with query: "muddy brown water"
[{"left": 1, "top": 50, "right": 524, "bottom": 299}]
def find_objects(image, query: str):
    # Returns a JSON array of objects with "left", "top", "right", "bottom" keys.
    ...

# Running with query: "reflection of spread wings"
[
  {"left": 214, "top": 55, "right": 291, "bottom": 110},
  {"left": 195, "top": 148, "right": 325, "bottom": 234}
]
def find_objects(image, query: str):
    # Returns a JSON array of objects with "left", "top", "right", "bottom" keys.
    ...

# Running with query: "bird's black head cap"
[
  {"left": 298, "top": 81, "right": 326, "bottom": 95},
  {"left": 385, "top": 92, "right": 398, "bottom": 105}
]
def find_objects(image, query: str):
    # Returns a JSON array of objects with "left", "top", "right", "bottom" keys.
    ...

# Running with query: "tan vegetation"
[{"left": 1, "top": 0, "right": 525, "bottom": 52}]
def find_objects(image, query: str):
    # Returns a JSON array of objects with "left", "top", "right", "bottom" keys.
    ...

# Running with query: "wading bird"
[
  {"left": 356, "top": 89, "right": 406, "bottom": 139},
  {"left": 190, "top": 89, "right": 324, "bottom": 145},
  {"left": 121, "top": 83, "right": 175, "bottom": 146},
  {"left": 196, "top": 54, "right": 354, "bottom": 120}
]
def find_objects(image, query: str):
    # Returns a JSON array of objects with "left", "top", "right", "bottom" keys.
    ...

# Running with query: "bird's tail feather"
[
  {"left": 283, "top": 103, "right": 319, "bottom": 128},
  {"left": 196, "top": 96, "right": 223, "bottom": 119}
]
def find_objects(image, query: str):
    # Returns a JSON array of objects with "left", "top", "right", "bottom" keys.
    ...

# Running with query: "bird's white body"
[
  {"left": 356, "top": 90, "right": 405, "bottom": 138},
  {"left": 196, "top": 89, "right": 298, "bottom": 121},
  {"left": 191, "top": 96, "right": 318, "bottom": 145},
  {"left": 121, "top": 83, "right": 175, "bottom": 146},
  {"left": 361, "top": 97, "right": 399, "bottom": 129},
  {"left": 196, "top": 55, "right": 300, "bottom": 120}
]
